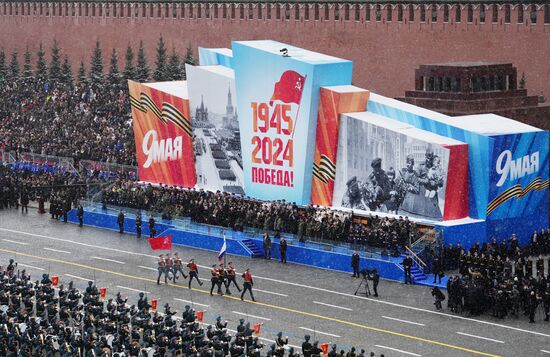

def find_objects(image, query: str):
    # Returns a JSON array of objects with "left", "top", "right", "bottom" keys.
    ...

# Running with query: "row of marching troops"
[
  {"left": 1, "top": 257, "right": 373, "bottom": 356},
  {"left": 156, "top": 254, "right": 256, "bottom": 301}
]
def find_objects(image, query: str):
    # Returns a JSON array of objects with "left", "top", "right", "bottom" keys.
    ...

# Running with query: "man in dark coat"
[
  {"left": 279, "top": 237, "right": 288, "bottom": 264},
  {"left": 403, "top": 253, "right": 413, "bottom": 284},
  {"left": 77, "top": 205, "right": 84, "bottom": 227},
  {"left": 351, "top": 251, "right": 360, "bottom": 278},
  {"left": 117, "top": 210, "right": 125, "bottom": 234}
]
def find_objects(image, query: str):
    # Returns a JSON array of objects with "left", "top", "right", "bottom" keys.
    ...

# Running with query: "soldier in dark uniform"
[
  {"left": 240, "top": 268, "right": 255, "bottom": 302},
  {"left": 275, "top": 332, "right": 288, "bottom": 356},
  {"left": 279, "top": 237, "right": 288, "bottom": 264},
  {"left": 77, "top": 205, "right": 84, "bottom": 227},
  {"left": 63, "top": 198, "right": 71, "bottom": 223},
  {"left": 372, "top": 269, "right": 380, "bottom": 297},
  {"left": 402, "top": 253, "right": 413, "bottom": 284},
  {"left": 20, "top": 188, "right": 29, "bottom": 214},
  {"left": 157, "top": 254, "right": 168, "bottom": 285},
  {"left": 117, "top": 210, "right": 125, "bottom": 234},
  {"left": 225, "top": 262, "right": 241, "bottom": 295},
  {"left": 149, "top": 216, "right": 156, "bottom": 238},
  {"left": 135, "top": 213, "right": 142, "bottom": 238},
  {"left": 351, "top": 251, "right": 360, "bottom": 278},
  {"left": 302, "top": 335, "right": 312, "bottom": 357},
  {"left": 187, "top": 259, "right": 203, "bottom": 289}
]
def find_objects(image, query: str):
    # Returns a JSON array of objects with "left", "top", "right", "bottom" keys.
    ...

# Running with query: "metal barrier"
[{"left": 2, "top": 150, "right": 80, "bottom": 176}]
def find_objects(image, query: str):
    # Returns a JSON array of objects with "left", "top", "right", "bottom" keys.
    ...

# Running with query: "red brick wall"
[{"left": 1, "top": 2, "right": 549, "bottom": 99}]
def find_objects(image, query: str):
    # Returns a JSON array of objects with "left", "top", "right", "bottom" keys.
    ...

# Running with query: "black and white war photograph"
[
  {"left": 333, "top": 113, "right": 450, "bottom": 220},
  {"left": 186, "top": 65, "right": 245, "bottom": 195}
]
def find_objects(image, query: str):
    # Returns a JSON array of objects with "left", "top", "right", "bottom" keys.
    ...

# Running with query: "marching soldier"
[
  {"left": 172, "top": 253, "right": 188, "bottom": 283},
  {"left": 157, "top": 254, "right": 168, "bottom": 285},
  {"left": 187, "top": 259, "right": 203, "bottom": 289},
  {"left": 240, "top": 268, "right": 255, "bottom": 302},
  {"left": 165, "top": 253, "right": 174, "bottom": 282},
  {"left": 225, "top": 262, "right": 241, "bottom": 295},
  {"left": 210, "top": 264, "right": 223, "bottom": 296}
]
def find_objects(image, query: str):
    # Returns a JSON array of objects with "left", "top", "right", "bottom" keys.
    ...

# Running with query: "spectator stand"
[{"left": 66, "top": 198, "right": 433, "bottom": 284}]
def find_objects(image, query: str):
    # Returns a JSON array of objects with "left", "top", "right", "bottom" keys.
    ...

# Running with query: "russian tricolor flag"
[{"left": 218, "top": 236, "right": 227, "bottom": 261}]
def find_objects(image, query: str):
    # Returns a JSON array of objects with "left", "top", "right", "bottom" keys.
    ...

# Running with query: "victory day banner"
[
  {"left": 128, "top": 80, "right": 196, "bottom": 187},
  {"left": 487, "top": 131, "right": 549, "bottom": 219},
  {"left": 232, "top": 40, "right": 352, "bottom": 204}
]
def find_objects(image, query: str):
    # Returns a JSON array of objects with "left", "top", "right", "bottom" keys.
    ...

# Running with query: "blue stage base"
[{"left": 67, "top": 207, "right": 415, "bottom": 284}]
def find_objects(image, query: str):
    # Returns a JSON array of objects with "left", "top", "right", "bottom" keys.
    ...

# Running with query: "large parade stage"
[{"left": 126, "top": 39, "right": 548, "bottom": 251}]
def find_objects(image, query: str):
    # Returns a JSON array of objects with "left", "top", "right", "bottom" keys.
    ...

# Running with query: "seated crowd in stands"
[
  {"left": 0, "top": 77, "right": 135, "bottom": 165},
  {"left": 102, "top": 181, "right": 416, "bottom": 249},
  {"left": 0, "top": 260, "right": 379, "bottom": 356},
  {"left": 439, "top": 231, "right": 550, "bottom": 323}
]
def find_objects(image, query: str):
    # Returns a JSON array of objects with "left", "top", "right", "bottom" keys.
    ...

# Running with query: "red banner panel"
[
  {"left": 128, "top": 80, "right": 196, "bottom": 187},
  {"left": 311, "top": 86, "right": 370, "bottom": 206}
]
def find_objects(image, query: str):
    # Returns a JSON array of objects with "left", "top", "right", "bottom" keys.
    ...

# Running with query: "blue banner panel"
[
  {"left": 232, "top": 40, "right": 352, "bottom": 204},
  {"left": 487, "top": 131, "right": 549, "bottom": 220}
]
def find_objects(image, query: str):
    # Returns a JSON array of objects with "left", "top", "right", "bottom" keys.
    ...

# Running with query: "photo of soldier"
[{"left": 333, "top": 115, "right": 449, "bottom": 221}]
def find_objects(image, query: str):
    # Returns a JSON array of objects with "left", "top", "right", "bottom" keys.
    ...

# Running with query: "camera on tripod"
[
  {"left": 355, "top": 269, "right": 375, "bottom": 297},
  {"left": 360, "top": 269, "right": 375, "bottom": 280}
]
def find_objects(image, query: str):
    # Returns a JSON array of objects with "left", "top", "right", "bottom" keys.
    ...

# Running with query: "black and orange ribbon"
[
  {"left": 312, "top": 154, "right": 336, "bottom": 184},
  {"left": 130, "top": 93, "right": 192, "bottom": 137},
  {"left": 486, "top": 177, "right": 549, "bottom": 216}
]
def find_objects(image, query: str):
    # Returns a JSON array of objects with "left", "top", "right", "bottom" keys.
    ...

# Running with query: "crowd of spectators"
[
  {"left": 437, "top": 231, "right": 550, "bottom": 323},
  {"left": 0, "top": 260, "right": 382, "bottom": 356},
  {"left": 0, "top": 77, "right": 135, "bottom": 165},
  {"left": 0, "top": 163, "right": 85, "bottom": 211},
  {"left": 102, "top": 181, "right": 418, "bottom": 249}
]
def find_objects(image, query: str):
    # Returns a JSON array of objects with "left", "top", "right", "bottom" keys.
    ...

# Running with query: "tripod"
[{"left": 354, "top": 276, "right": 371, "bottom": 297}]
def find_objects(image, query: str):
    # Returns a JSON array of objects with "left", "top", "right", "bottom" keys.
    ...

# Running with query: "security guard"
[
  {"left": 135, "top": 213, "right": 142, "bottom": 238},
  {"left": 77, "top": 205, "right": 84, "bottom": 227},
  {"left": 372, "top": 269, "right": 380, "bottom": 297},
  {"left": 117, "top": 210, "right": 125, "bottom": 234},
  {"left": 149, "top": 216, "right": 156, "bottom": 238}
]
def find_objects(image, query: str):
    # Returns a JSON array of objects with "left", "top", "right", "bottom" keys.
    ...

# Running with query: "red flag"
[
  {"left": 253, "top": 324, "right": 262, "bottom": 335},
  {"left": 51, "top": 276, "right": 59, "bottom": 287},
  {"left": 196, "top": 311, "right": 204, "bottom": 322},
  {"left": 320, "top": 343, "right": 329, "bottom": 355},
  {"left": 99, "top": 287, "right": 107, "bottom": 299},
  {"left": 270, "top": 70, "right": 306, "bottom": 105},
  {"left": 149, "top": 235, "right": 172, "bottom": 250},
  {"left": 151, "top": 299, "right": 157, "bottom": 311}
]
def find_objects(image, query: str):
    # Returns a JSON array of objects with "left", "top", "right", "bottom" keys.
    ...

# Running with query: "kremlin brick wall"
[{"left": 1, "top": 2, "right": 549, "bottom": 100}]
